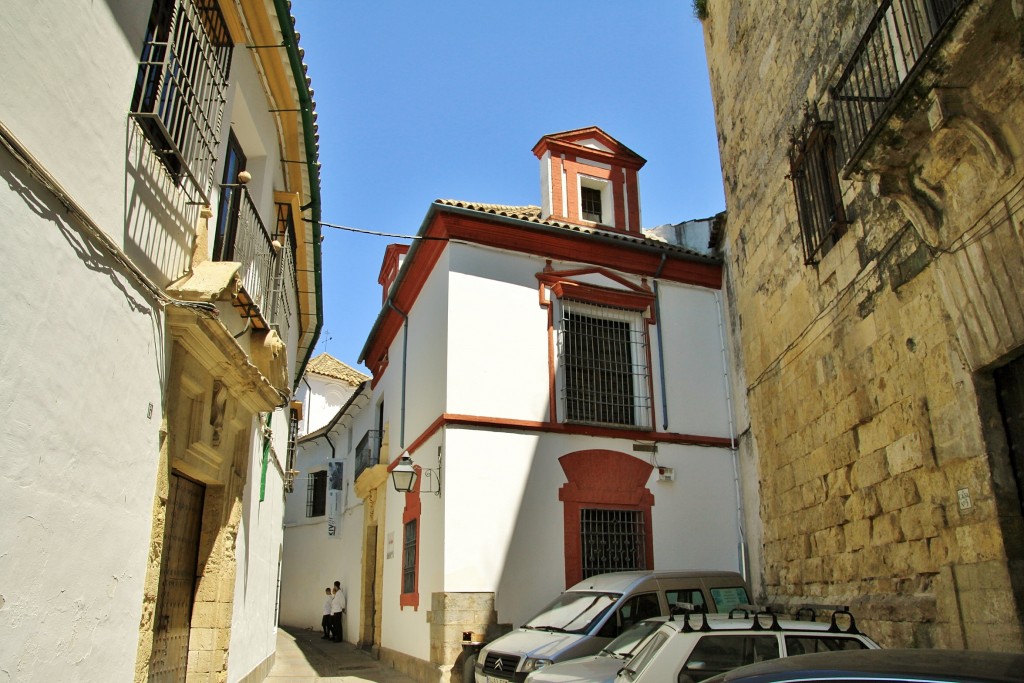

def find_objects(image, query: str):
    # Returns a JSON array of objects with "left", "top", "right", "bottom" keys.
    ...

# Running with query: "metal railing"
[
  {"left": 129, "top": 0, "right": 232, "bottom": 203},
  {"left": 831, "top": 0, "right": 968, "bottom": 171},
  {"left": 234, "top": 189, "right": 278, "bottom": 322},
  {"left": 355, "top": 430, "right": 382, "bottom": 481},
  {"left": 270, "top": 201, "right": 299, "bottom": 343}
]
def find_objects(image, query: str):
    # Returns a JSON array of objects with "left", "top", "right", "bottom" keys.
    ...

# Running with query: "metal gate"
[{"left": 149, "top": 473, "right": 205, "bottom": 682}]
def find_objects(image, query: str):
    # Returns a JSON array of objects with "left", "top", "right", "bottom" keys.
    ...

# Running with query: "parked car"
[
  {"left": 699, "top": 648, "right": 1024, "bottom": 683},
  {"left": 476, "top": 571, "right": 751, "bottom": 683},
  {"left": 524, "top": 617, "right": 669, "bottom": 683},
  {"left": 616, "top": 609, "right": 879, "bottom": 683}
]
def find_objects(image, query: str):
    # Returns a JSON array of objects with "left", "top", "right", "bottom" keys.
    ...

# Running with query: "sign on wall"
[{"left": 328, "top": 461, "right": 343, "bottom": 537}]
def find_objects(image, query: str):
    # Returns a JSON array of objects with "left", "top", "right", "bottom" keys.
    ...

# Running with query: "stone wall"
[{"left": 702, "top": 0, "right": 1024, "bottom": 650}]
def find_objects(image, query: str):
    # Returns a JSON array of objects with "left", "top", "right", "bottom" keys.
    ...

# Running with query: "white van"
[{"left": 474, "top": 571, "right": 750, "bottom": 683}]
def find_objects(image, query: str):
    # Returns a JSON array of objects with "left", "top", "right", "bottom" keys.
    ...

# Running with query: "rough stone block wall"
[{"left": 702, "top": 0, "right": 1024, "bottom": 650}]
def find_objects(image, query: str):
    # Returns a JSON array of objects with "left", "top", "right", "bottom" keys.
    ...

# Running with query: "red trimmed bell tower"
[{"left": 532, "top": 127, "right": 646, "bottom": 234}]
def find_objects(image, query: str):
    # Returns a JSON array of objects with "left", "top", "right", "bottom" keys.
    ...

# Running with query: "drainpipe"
[
  {"left": 302, "top": 375, "right": 313, "bottom": 435},
  {"left": 714, "top": 289, "right": 748, "bottom": 582},
  {"left": 652, "top": 254, "right": 669, "bottom": 431},
  {"left": 387, "top": 300, "right": 409, "bottom": 448}
]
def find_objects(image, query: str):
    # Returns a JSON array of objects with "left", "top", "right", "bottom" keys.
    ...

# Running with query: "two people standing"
[{"left": 322, "top": 580, "right": 346, "bottom": 642}]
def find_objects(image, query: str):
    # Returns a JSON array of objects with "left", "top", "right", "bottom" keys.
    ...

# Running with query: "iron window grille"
[
  {"left": 306, "top": 470, "right": 327, "bottom": 517},
  {"left": 129, "top": 0, "right": 232, "bottom": 203},
  {"left": 789, "top": 104, "right": 848, "bottom": 264},
  {"left": 582, "top": 186, "right": 603, "bottom": 223},
  {"left": 402, "top": 519, "right": 417, "bottom": 594},
  {"left": 581, "top": 508, "right": 647, "bottom": 579},
  {"left": 556, "top": 301, "right": 652, "bottom": 429},
  {"left": 831, "top": 0, "right": 969, "bottom": 171},
  {"left": 284, "top": 407, "right": 299, "bottom": 492}
]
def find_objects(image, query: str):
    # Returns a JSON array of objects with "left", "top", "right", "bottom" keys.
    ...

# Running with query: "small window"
[
  {"left": 306, "top": 470, "right": 326, "bottom": 517},
  {"left": 582, "top": 186, "right": 603, "bottom": 223},
  {"left": 789, "top": 104, "right": 848, "bottom": 264},
  {"left": 581, "top": 508, "right": 647, "bottom": 579},
  {"left": 130, "top": 0, "right": 232, "bottom": 200},
  {"left": 623, "top": 631, "right": 670, "bottom": 680},
  {"left": 557, "top": 301, "right": 652, "bottom": 428},
  {"left": 679, "top": 635, "right": 781, "bottom": 683},
  {"left": 611, "top": 592, "right": 661, "bottom": 636},
  {"left": 402, "top": 519, "right": 417, "bottom": 594},
  {"left": 666, "top": 589, "right": 707, "bottom": 613}
]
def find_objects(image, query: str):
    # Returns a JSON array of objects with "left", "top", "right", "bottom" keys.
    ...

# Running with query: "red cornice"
[
  {"left": 400, "top": 413, "right": 734, "bottom": 453},
  {"left": 362, "top": 207, "right": 722, "bottom": 379}
]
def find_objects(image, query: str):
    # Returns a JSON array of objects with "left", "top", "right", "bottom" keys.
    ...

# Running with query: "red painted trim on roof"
[{"left": 361, "top": 207, "right": 722, "bottom": 380}]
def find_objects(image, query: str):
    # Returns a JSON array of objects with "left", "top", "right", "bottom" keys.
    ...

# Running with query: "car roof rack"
[{"left": 789, "top": 603, "right": 861, "bottom": 635}]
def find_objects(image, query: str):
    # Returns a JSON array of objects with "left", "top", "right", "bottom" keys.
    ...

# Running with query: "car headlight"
[{"left": 521, "top": 658, "right": 553, "bottom": 673}]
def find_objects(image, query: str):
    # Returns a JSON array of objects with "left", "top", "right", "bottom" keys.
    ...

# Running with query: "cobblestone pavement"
[{"left": 266, "top": 626, "right": 419, "bottom": 683}]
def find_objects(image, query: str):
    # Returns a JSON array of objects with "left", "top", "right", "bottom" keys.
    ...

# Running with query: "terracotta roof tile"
[
  {"left": 434, "top": 199, "right": 718, "bottom": 261},
  {"left": 305, "top": 353, "right": 369, "bottom": 385}
]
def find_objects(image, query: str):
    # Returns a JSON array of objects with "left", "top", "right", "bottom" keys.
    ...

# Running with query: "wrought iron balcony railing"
[
  {"left": 831, "top": 0, "right": 969, "bottom": 172},
  {"left": 231, "top": 190, "right": 297, "bottom": 341},
  {"left": 355, "top": 430, "right": 382, "bottom": 481}
]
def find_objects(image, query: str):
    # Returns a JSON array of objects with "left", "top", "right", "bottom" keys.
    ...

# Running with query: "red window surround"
[
  {"left": 558, "top": 450, "right": 655, "bottom": 588},
  {"left": 400, "top": 465, "right": 422, "bottom": 609}
]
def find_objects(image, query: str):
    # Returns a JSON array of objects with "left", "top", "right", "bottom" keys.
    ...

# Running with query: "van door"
[{"left": 597, "top": 592, "right": 660, "bottom": 638}]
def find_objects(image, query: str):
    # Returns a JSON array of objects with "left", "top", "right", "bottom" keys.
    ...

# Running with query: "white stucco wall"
[
  {"left": 446, "top": 245, "right": 551, "bottom": 420},
  {"left": 280, "top": 389, "right": 370, "bottom": 640},
  {"left": 0, "top": 141, "right": 163, "bottom": 682},
  {"left": 652, "top": 281, "right": 733, "bottom": 437},
  {"left": 367, "top": 235, "right": 743, "bottom": 658},
  {"left": 1, "top": 1, "right": 314, "bottom": 679},
  {"left": 227, "top": 412, "right": 288, "bottom": 682}
]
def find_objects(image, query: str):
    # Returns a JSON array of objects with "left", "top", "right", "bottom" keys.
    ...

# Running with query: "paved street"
[{"left": 267, "top": 627, "right": 419, "bottom": 683}]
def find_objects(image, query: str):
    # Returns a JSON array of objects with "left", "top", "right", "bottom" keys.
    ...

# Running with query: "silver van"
[{"left": 474, "top": 571, "right": 750, "bottom": 683}]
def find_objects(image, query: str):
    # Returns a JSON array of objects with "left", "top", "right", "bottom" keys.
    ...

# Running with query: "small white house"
[
  {"left": 0, "top": 1, "right": 323, "bottom": 680},
  {"left": 279, "top": 355, "right": 370, "bottom": 633},
  {"left": 349, "top": 128, "right": 746, "bottom": 683}
]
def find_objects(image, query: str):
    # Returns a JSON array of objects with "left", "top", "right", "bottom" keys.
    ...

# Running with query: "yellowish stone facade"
[{"left": 702, "top": 0, "right": 1024, "bottom": 649}]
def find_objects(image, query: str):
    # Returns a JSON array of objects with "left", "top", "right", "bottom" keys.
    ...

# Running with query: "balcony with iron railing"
[
  {"left": 830, "top": 0, "right": 971, "bottom": 173},
  {"left": 228, "top": 189, "right": 298, "bottom": 343},
  {"left": 355, "top": 430, "right": 382, "bottom": 481}
]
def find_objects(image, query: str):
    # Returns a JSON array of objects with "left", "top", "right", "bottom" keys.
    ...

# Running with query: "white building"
[
  {"left": 0, "top": 1, "right": 323, "bottom": 680},
  {"left": 350, "top": 128, "right": 746, "bottom": 682},
  {"left": 279, "top": 355, "right": 369, "bottom": 632}
]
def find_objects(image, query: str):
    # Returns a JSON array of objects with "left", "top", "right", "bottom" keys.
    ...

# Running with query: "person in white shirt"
[
  {"left": 331, "top": 580, "right": 346, "bottom": 642},
  {"left": 321, "top": 587, "right": 333, "bottom": 639}
]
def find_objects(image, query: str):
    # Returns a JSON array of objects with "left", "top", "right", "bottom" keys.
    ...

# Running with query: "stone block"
[
  {"left": 851, "top": 450, "right": 889, "bottom": 489},
  {"left": 871, "top": 513, "right": 905, "bottom": 546},
  {"left": 845, "top": 488, "right": 881, "bottom": 521},
  {"left": 877, "top": 475, "right": 921, "bottom": 512},
  {"left": 953, "top": 523, "right": 1005, "bottom": 563},
  {"left": 845, "top": 519, "right": 872, "bottom": 551},
  {"left": 886, "top": 431, "right": 928, "bottom": 475}
]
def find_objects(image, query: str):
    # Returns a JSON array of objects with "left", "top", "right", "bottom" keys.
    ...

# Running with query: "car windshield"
[
  {"left": 601, "top": 619, "right": 663, "bottom": 658},
  {"left": 525, "top": 591, "right": 621, "bottom": 635},
  {"left": 620, "top": 631, "right": 669, "bottom": 679}
]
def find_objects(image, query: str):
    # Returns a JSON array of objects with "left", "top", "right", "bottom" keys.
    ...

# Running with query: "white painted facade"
[
  {"left": 0, "top": 1, "right": 322, "bottom": 680},
  {"left": 279, "top": 377, "right": 372, "bottom": 638},
  {"left": 353, "top": 131, "right": 744, "bottom": 678},
  {"left": 371, "top": 241, "right": 741, "bottom": 644}
]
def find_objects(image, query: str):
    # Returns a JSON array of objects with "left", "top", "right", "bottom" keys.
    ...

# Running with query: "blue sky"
[{"left": 290, "top": 2, "right": 725, "bottom": 370}]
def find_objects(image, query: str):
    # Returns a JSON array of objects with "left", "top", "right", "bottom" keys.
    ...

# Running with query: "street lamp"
[{"left": 391, "top": 454, "right": 418, "bottom": 492}]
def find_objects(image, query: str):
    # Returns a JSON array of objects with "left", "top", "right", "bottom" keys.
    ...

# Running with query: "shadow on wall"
[{"left": 123, "top": 120, "right": 200, "bottom": 286}]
